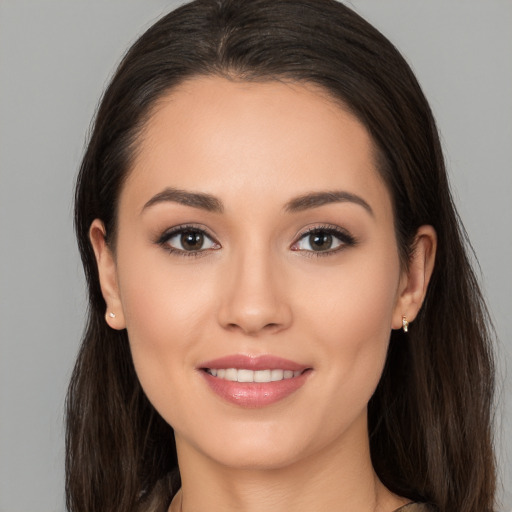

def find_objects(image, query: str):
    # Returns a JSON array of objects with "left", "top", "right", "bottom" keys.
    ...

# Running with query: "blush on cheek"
[{"left": 313, "top": 264, "right": 397, "bottom": 396}]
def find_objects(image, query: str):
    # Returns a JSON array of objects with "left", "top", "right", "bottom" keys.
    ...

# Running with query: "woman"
[{"left": 67, "top": 1, "right": 496, "bottom": 511}]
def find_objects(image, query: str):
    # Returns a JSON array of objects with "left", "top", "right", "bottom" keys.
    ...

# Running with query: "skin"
[{"left": 90, "top": 77, "right": 436, "bottom": 512}]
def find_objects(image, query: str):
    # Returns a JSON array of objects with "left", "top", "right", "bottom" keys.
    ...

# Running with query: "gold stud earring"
[{"left": 402, "top": 316, "right": 409, "bottom": 333}]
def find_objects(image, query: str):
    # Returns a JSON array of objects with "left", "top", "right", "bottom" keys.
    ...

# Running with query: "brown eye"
[
  {"left": 162, "top": 227, "right": 219, "bottom": 254},
  {"left": 309, "top": 232, "right": 333, "bottom": 251},
  {"left": 181, "top": 231, "right": 205, "bottom": 251},
  {"left": 291, "top": 227, "right": 355, "bottom": 254}
]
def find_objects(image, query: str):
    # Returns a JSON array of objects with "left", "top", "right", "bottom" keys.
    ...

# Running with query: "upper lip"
[{"left": 199, "top": 354, "right": 309, "bottom": 372}]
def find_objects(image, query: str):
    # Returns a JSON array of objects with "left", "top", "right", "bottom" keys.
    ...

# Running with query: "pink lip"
[
  {"left": 198, "top": 354, "right": 311, "bottom": 408},
  {"left": 199, "top": 354, "right": 306, "bottom": 371}
]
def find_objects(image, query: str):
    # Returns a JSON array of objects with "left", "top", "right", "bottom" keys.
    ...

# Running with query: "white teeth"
[
  {"left": 238, "top": 369, "right": 254, "bottom": 382},
  {"left": 225, "top": 368, "right": 237, "bottom": 381},
  {"left": 254, "top": 369, "right": 271, "bottom": 382},
  {"left": 271, "top": 369, "right": 284, "bottom": 381},
  {"left": 206, "top": 368, "right": 303, "bottom": 383}
]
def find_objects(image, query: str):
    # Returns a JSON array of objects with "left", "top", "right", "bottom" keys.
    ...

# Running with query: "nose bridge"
[{"left": 217, "top": 238, "right": 291, "bottom": 335}]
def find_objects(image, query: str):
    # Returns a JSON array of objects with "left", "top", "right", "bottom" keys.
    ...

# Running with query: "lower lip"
[{"left": 201, "top": 370, "right": 310, "bottom": 408}]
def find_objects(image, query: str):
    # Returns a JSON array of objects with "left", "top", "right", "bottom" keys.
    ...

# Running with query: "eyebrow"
[
  {"left": 284, "top": 191, "right": 374, "bottom": 216},
  {"left": 141, "top": 187, "right": 373, "bottom": 216},
  {"left": 142, "top": 187, "right": 224, "bottom": 214}
]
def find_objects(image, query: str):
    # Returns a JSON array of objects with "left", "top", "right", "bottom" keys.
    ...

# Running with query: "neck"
[{"left": 171, "top": 415, "right": 407, "bottom": 512}]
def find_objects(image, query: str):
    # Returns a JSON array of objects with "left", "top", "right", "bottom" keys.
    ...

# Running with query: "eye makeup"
[
  {"left": 154, "top": 221, "right": 357, "bottom": 259},
  {"left": 290, "top": 224, "right": 357, "bottom": 258},
  {"left": 155, "top": 223, "right": 221, "bottom": 257}
]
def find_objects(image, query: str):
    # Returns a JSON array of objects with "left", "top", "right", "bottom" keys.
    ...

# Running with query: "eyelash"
[
  {"left": 291, "top": 224, "right": 357, "bottom": 258},
  {"left": 155, "top": 223, "right": 356, "bottom": 258},
  {"left": 156, "top": 224, "right": 220, "bottom": 258}
]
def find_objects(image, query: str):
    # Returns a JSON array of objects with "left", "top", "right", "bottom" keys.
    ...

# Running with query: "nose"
[{"left": 216, "top": 247, "right": 292, "bottom": 336}]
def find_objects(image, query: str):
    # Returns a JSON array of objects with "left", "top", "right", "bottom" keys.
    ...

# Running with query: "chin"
[
  {"left": 175, "top": 406, "right": 368, "bottom": 474},
  {"left": 203, "top": 438, "right": 308, "bottom": 471}
]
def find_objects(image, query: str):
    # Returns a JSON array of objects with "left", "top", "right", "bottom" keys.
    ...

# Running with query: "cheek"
[
  {"left": 302, "top": 249, "right": 400, "bottom": 396},
  {"left": 305, "top": 248, "right": 399, "bottom": 332},
  {"left": 115, "top": 245, "right": 215, "bottom": 395}
]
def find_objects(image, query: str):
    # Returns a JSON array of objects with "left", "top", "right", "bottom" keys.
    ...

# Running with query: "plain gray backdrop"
[{"left": 0, "top": 1, "right": 510, "bottom": 511}]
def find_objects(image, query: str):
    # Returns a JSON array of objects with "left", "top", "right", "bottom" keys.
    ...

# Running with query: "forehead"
[{"left": 122, "top": 76, "right": 392, "bottom": 218}]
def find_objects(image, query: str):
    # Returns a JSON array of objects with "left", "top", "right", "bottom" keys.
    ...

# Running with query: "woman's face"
[{"left": 94, "top": 77, "right": 419, "bottom": 470}]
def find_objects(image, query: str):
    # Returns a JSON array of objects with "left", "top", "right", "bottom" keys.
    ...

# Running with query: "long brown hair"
[{"left": 68, "top": 1, "right": 496, "bottom": 511}]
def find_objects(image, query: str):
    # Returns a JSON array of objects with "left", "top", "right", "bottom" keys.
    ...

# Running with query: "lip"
[
  {"left": 200, "top": 354, "right": 307, "bottom": 371},
  {"left": 198, "top": 354, "right": 311, "bottom": 408}
]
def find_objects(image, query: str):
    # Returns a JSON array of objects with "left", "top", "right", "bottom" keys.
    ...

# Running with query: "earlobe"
[
  {"left": 392, "top": 225, "right": 437, "bottom": 330},
  {"left": 89, "top": 219, "right": 126, "bottom": 330}
]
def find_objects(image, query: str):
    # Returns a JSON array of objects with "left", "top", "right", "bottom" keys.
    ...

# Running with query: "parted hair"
[{"left": 68, "top": 1, "right": 496, "bottom": 511}]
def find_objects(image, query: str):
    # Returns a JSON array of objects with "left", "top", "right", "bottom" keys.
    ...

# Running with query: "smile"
[
  {"left": 205, "top": 368, "right": 303, "bottom": 382},
  {"left": 199, "top": 355, "right": 311, "bottom": 407}
]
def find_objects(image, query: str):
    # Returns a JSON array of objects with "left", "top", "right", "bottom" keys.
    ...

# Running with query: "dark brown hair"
[{"left": 68, "top": 1, "right": 496, "bottom": 511}]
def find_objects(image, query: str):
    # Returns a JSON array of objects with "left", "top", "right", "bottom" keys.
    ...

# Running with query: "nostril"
[
  {"left": 217, "top": 296, "right": 293, "bottom": 335},
  {"left": 225, "top": 321, "right": 282, "bottom": 335}
]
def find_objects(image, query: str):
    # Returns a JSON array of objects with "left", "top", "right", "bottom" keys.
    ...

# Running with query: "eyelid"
[
  {"left": 154, "top": 222, "right": 355, "bottom": 257},
  {"left": 290, "top": 224, "right": 357, "bottom": 255},
  {"left": 155, "top": 223, "right": 221, "bottom": 256}
]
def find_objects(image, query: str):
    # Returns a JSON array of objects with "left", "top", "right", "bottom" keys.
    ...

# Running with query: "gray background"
[{"left": 0, "top": 1, "right": 510, "bottom": 511}]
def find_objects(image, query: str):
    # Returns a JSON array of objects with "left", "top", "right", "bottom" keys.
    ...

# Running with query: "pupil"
[
  {"left": 181, "top": 231, "right": 203, "bottom": 250},
  {"left": 310, "top": 232, "right": 332, "bottom": 251}
]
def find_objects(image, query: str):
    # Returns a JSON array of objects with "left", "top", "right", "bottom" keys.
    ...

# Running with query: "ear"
[
  {"left": 392, "top": 225, "right": 437, "bottom": 330},
  {"left": 89, "top": 219, "right": 126, "bottom": 330}
]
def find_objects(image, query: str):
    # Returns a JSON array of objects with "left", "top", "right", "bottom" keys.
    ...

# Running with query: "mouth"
[
  {"left": 199, "top": 355, "right": 311, "bottom": 407},
  {"left": 204, "top": 368, "right": 303, "bottom": 383}
]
